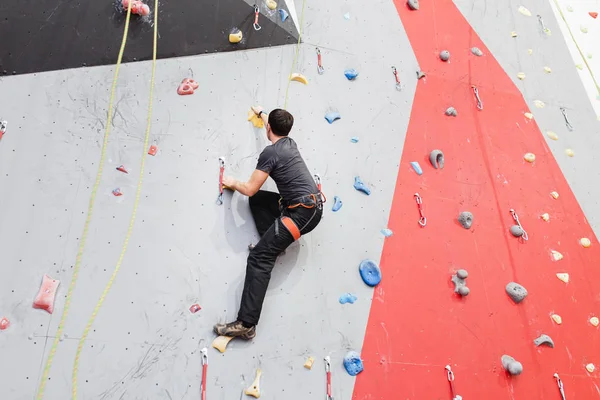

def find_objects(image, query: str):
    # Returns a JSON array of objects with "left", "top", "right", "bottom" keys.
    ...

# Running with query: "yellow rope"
[
  {"left": 283, "top": 0, "right": 307, "bottom": 109},
  {"left": 71, "top": 0, "right": 159, "bottom": 397},
  {"left": 35, "top": 3, "right": 135, "bottom": 399},
  {"left": 552, "top": 0, "right": 600, "bottom": 97}
]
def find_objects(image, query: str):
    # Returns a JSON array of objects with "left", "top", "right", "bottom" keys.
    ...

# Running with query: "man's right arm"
[{"left": 251, "top": 106, "right": 268, "bottom": 132}]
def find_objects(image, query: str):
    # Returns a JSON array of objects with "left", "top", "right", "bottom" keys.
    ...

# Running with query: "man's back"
[{"left": 256, "top": 137, "right": 318, "bottom": 201}]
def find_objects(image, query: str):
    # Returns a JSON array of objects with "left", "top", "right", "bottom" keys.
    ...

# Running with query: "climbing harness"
[
  {"left": 445, "top": 365, "right": 462, "bottom": 400},
  {"left": 472, "top": 86, "right": 483, "bottom": 110},
  {"left": 537, "top": 14, "right": 550, "bottom": 34},
  {"left": 554, "top": 373, "right": 566, "bottom": 400},
  {"left": 316, "top": 47, "right": 324, "bottom": 75},
  {"left": 325, "top": 356, "right": 333, "bottom": 400},
  {"left": 560, "top": 107, "right": 574, "bottom": 131},
  {"left": 217, "top": 157, "right": 225, "bottom": 205},
  {"left": 509, "top": 209, "right": 528, "bottom": 241},
  {"left": 414, "top": 193, "right": 426, "bottom": 227},
  {"left": 253, "top": 5, "right": 262, "bottom": 31},
  {"left": 392, "top": 66, "right": 402, "bottom": 91},
  {"left": 201, "top": 348, "right": 208, "bottom": 400}
]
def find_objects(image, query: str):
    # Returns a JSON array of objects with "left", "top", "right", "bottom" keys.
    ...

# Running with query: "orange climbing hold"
[
  {"left": 589, "top": 11, "right": 598, "bottom": 19},
  {"left": 33, "top": 275, "right": 60, "bottom": 314}
]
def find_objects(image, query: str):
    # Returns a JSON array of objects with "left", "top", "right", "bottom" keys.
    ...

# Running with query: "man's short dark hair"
[{"left": 268, "top": 109, "right": 294, "bottom": 136}]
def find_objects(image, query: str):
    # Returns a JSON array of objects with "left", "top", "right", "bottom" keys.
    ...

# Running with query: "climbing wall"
[{"left": 0, "top": 0, "right": 599, "bottom": 399}]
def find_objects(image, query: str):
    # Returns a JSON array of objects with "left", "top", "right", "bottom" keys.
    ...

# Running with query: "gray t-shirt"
[{"left": 256, "top": 137, "right": 318, "bottom": 202}]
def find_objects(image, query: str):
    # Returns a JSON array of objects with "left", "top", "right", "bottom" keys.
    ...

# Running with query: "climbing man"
[{"left": 214, "top": 106, "right": 324, "bottom": 339}]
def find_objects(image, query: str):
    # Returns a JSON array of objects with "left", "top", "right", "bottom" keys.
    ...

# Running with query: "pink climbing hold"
[
  {"left": 122, "top": 0, "right": 150, "bottom": 16},
  {"left": 177, "top": 83, "right": 194, "bottom": 96},
  {"left": 33, "top": 275, "right": 60, "bottom": 314},
  {"left": 139, "top": 4, "right": 150, "bottom": 16},
  {"left": 0, "top": 317, "right": 10, "bottom": 330},
  {"left": 182, "top": 78, "right": 199, "bottom": 91},
  {"left": 189, "top": 304, "right": 202, "bottom": 313}
]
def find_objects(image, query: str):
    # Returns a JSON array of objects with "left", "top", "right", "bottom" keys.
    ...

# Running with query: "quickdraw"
[
  {"left": 537, "top": 14, "right": 550, "bottom": 34},
  {"left": 201, "top": 348, "right": 208, "bottom": 400},
  {"left": 445, "top": 365, "right": 462, "bottom": 400},
  {"left": 253, "top": 4, "right": 262, "bottom": 31},
  {"left": 325, "top": 356, "right": 333, "bottom": 400},
  {"left": 472, "top": 86, "right": 483, "bottom": 110},
  {"left": 217, "top": 157, "right": 225, "bottom": 205},
  {"left": 392, "top": 66, "right": 402, "bottom": 91},
  {"left": 560, "top": 107, "right": 573, "bottom": 131},
  {"left": 316, "top": 47, "right": 324, "bottom": 75},
  {"left": 510, "top": 209, "right": 529, "bottom": 241},
  {"left": 314, "top": 174, "right": 327, "bottom": 204},
  {"left": 554, "top": 373, "right": 566, "bottom": 400},
  {"left": 0, "top": 120, "right": 6, "bottom": 140},
  {"left": 414, "top": 193, "right": 426, "bottom": 227}
]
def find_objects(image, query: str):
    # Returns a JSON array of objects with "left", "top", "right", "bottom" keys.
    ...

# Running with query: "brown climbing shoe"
[{"left": 213, "top": 321, "right": 256, "bottom": 340}]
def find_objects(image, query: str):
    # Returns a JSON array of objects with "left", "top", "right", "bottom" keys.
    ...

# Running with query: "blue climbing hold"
[
  {"left": 353, "top": 176, "right": 371, "bottom": 195},
  {"left": 343, "top": 351, "right": 364, "bottom": 376},
  {"left": 279, "top": 9, "right": 289, "bottom": 22},
  {"left": 410, "top": 161, "right": 423, "bottom": 175},
  {"left": 332, "top": 196, "right": 343, "bottom": 212},
  {"left": 344, "top": 69, "right": 359, "bottom": 80},
  {"left": 359, "top": 259, "right": 382, "bottom": 286},
  {"left": 381, "top": 228, "right": 393, "bottom": 237},
  {"left": 350, "top": 136, "right": 359, "bottom": 143},
  {"left": 325, "top": 112, "right": 341, "bottom": 124},
  {"left": 339, "top": 293, "right": 357, "bottom": 304}
]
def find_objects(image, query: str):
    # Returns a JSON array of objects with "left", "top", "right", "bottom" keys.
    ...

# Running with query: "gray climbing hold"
[
  {"left": 533, "top": 334, "right": 555, "bottom": 348},
  {"left": 451, "top": 269, "right": 469, "bottom": 296},
  {"left": 471, "top": 47, "right": 483, "bottom": 57},
  {"left": 510, "top": 225, "right": 524, "bottom": 237},
  {"left": 440, "top": 50, "right": 450, "bottom": 61},
  {"left": 429, "top": 150, "right": 445, "bottom": 169},
  {"left": 458, "top": 212, "right": 473, "bottom": 229},
  {"left": 506, "top": 282, "right": 528, "bottom": 303},
  {"left": 416, "top": 70, "right": 426, "bottom": 79},
  {"left": 501, "top": 355, "right": 523, "bottom": 376},
  {"left": 445, "top": 107, "right": 457, "bottom": 117},
  {"left": 407, "top": 0, "right": 419, "bottom": 10}
]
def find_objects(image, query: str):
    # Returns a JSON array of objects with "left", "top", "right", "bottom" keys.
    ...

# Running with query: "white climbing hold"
[
  {"left": 550, "top": 250, "right": 563, "bottom": 261},
  {"left": 540, "top": 213, "right": 550, "bottom": 221},
  {"left": 556, "top": 273, "right": 569, "bottom": 283},
  {"left": 524, "top": 153, "right": 536, "bottom": 163},
  {"left": 524, "top": 112, "right": 533, "bottom": 120},
  {"left": 245, "top": 369, "right": 262, "bottom": 398},
  {"left": 517, "top": 72, "right": 526, "bottom": 80},
  {"left": 580, "top": 238, "right": 591, "bottom": 248},
  {"left": 304, "top": 356, "right": 315, "bottom": 369},
  {"left": 567, "top": 5, "right": 573, "bottom": 12},
  {"left": 544, "top": 66, "right": 552, "bottom": 73},
  {"left": 511, "top": 31, "right": 518, "bottom": 37},
  {"left": 534, "top": 100, "right": 545, "bottom": 108},
  {"left": 586, "top": 363, "right": 595, "bottom": 373},
  {"left": 547, "top": 131, "right": 558, "bottom": 140},
  {"left": 518, "top": 6, "right": 532, "bottom": 16},
  {"left": 565, "top": 149, "right": 574, "bottom": 157},
  {"left": 587, "top": 53, "right": 593, "bottom": 59},
  {"left": 266, "top": 0, "right": 277, "bottom": 10},
  {"left": 471, "top": 47, "right": 483, "bottom": 56},
  {"left": 551, "top": 314, "right": 562, "bottom": 324},
  {"left": 550, "top": 191, "right": 559, "bottom": 199},
  {"left": 590, "top": 317, "right": 599, "bottom": 327},
  {"left": 445, "top": 107, "right": 458, "bottom": 117}
]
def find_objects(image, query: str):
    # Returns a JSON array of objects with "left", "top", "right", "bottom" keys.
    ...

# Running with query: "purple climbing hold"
[
  {"left": 339, "top": 293, "right": 357, "bottom": 304},
  {"left": 354, "top": 176, "right": 371, "bottom": 195},
  {"left": 332, "top": 196, "right": 343, "bottom": 212},
  {"left": 359, "top": 259, "right": 382, "bottom": 286},
  {"left": 343, "top": 351, "right": 364, "bottom": 376}
]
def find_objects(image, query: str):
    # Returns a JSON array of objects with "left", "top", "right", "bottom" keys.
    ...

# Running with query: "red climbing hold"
[
  {"left": 0, "top": 317, "right": 10, "bottom": 330},
  {"left": 177, "top": 83, "right": 194, "bottom": 96},
  {"left": 122, "top": 0, "right": 150, "bottom": 16},
  {"left": 189, "top": 304, "right": 202, "bottom": 313},
  {"left": 112, "top": 188, "right": 123, "bottom": 196},
  {"left": 33, "top": 275, "right": 60, "bottom": 314},
  {"left": 182, "top": 78, "right": 199, "bottom": 90},
  {"left": 590, "top": 11, "right": 598, "bottom": 19},
  {"left": 148, "top": 144, "right": 158, "bottom": 156},
  {"left": 116, "top": 165, "right": 128, "bottom": 174}
]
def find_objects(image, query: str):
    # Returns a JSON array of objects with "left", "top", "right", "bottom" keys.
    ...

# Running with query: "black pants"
[{"left": 237, "top": 190, "right": 322, "bottom": 326}]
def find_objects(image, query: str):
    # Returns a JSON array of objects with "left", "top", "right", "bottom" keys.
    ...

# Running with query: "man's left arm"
[{"left": 225, "top": 169, "right": 269, "bottom": 197}]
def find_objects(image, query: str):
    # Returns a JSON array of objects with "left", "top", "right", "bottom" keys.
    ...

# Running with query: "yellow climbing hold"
[
  {"left": 586, "top": 363, "right": 595, "bottom": 373},
  {"left": 590, "top": 317, "right": 599, "bottom": 327},
  {"left": 587, "top": 53, "right": 593, "bottom": 59},
  {"left": 551, "top": 314, "right": 562, "bottom": 324},
  {"left": 229, "top": 30, "right": 243, "bottom": 44},
  {"left": 565, "top": 148, "right": 574, "bottom": 157},
  {"left": 581, "top": 25, "right": 588, "bottom": 33},
  {"left": 290, "top": 73, "right": 308, "bottom": 85},
  {"left": 534, "top": 100, "right": 545, "bottom": 108},
  {"left": 511, "top": 31, "right": 518, "bottom": 37},
  {"left": 266, "top": 0, "right": 277, "bottom": 10},
  {"left": 524, "top": 153, "right": 536, "bottom": 163},
  {"left": 212, "top": 336, "right": 234, "bottom": 353},
  {"left": 517, "top": 72, "right": 526, "bottom": 80},
  {"left": 544, "top": 66, "right": 552, "bottom": 73},
  {"left": 304, "top": 356, "right": 315, "bottom": 369},
  {"left": 524, "top": 112, "right": 533, "bottom": 120},
  {"left": 528, "top": 49, "right": 533, "bottom": 55},
  {"left": 245, "top": 369, "right": 262, "bottom": 398},
  {"left": 551, "top": 250, "right": 563, "bottom": 261},
  {"left": 576, "top": 64, "right": 584, "bottom": 70},
  {"left": 580, "top": 237, "right": 591, "bottom": 248},
  {"left": 248, "top": 110, "right": 265, "bottom": 128},
  {"left": 547, "top": 131, "right": 558, "bottom": 140},
  {"left": 540, "top": 213, "right": 550, "bottom": 221},
  {"left": 518, "top": 6, "right": 532, "bottom": 16},
  {"left": 556, "top": 273, "right": 569, "bottom": 283},
  {"left": 567, "top": 5, "right": 573, "bottom": 12},
  {"left": 550, "top": 191, "right": 559, "bottom": 199}
]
